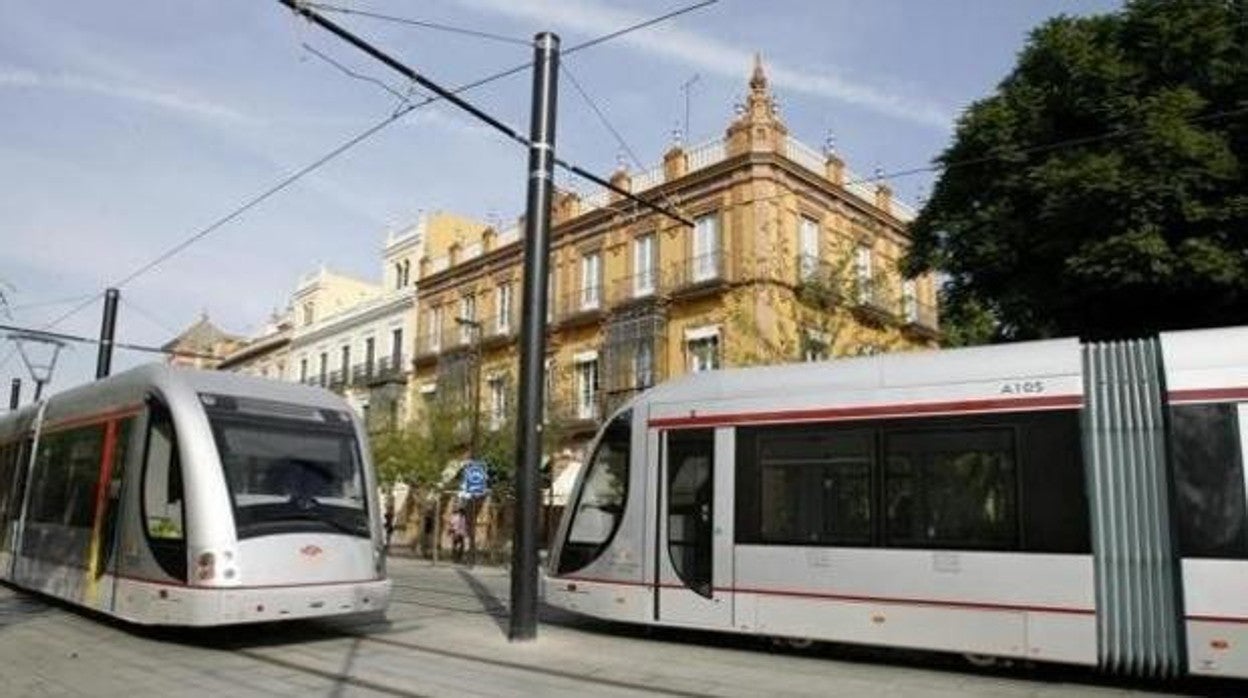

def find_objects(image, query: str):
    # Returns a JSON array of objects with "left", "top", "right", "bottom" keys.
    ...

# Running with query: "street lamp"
[{"left": 455, "top": 316, "right": 483, "bottom": 565}]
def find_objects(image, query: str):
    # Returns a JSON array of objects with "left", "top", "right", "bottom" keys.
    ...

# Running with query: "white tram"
[
  {"left": 0, "top": 364, "right": 390, "bottom": 626},
  {"left": 546, "top": 326, "right": 1248, "bottom": 678}
]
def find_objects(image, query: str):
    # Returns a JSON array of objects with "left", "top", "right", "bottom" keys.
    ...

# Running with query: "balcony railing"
[
  {"left": 668, "top": 249, "right": 728, "bottom": 294},
  {"left": 903, "top": 299, "right": 940, "bottom": 337},
  {"left": 555, "top": 286, "right": 604, "bottom": 324},
  {"left": 854, "top": 280, "right": 899, "bottom": 325},
  {"left": 373, "top": 356, "right": 405, "bottom": 383},
  {"left": 351, "top": 362, "right": 375, "bottom": 385},
  {"left": 414, "top": 331, "right": 441, "bottom": 359},
  {"left": 327, "top": 369, "right": 346, "bottom": 392},
  {"left": 610, "top": 268, "right": 663, "bottom": 306},
  {"left": 795, "top": 254, "right": 849, "bottom": 306},
  {"left": 481, "top": 308, "right": 520, "bottom": 341}
]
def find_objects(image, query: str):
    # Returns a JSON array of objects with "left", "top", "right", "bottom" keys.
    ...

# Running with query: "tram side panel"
[
  {"left": 110, "top": 399, "right": 205, "bottom": 625},
  {"left": 0, "top": 433, "right": 32, "bottom": 579},
  {"left": 12, "top": 409, "right": 137, "bottom": 612},
  {"left": 731, "top": 407, "right": 1096, "bottom": 664},
  {"left": 1161, "top": 326, "right": 1248, "bottom": 678},
  {"left": 546, "top": 408, "right": 653, "bottom": 624}
]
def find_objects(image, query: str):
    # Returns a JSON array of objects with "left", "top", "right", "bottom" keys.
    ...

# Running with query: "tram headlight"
[{"left": 195, "top": 551, "right": 216, "bottom": 581}]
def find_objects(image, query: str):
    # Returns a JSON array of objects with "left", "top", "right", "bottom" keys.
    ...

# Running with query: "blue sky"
[{"left": 0, "top": 0, "right": 1121, "bottom": 398}]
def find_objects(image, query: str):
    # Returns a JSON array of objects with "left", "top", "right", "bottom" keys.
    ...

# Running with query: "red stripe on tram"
[
  {"left": 1168, "top": 387, "right": 1248, "bottom": 404},
  {"left": 557, "top": 575, "right": 1095, "bottom": 616},
  {"left": 648, "top": 394, "right": 1083, "bottom": 429}
]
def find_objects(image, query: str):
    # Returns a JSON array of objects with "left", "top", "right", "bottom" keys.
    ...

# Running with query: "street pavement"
[{"left": 0, "top": 556, "right": 1239, "bottom": 697}]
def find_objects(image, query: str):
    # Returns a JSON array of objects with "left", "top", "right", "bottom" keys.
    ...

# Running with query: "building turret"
[{"left": 725, "top": 53, "right": 789, "bottom": 156}]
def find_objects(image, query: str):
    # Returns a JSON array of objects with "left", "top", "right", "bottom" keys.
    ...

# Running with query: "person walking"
[{"left": 450, "top": 507, "right": 468, "bottom": 563}]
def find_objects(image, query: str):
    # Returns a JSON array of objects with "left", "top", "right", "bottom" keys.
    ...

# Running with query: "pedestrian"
[
  {"left": 450, "top": 507, "right": 468, "bottom": 563},
  {"left": 383, "top": 492, "right": 396, "bottom": 546}
]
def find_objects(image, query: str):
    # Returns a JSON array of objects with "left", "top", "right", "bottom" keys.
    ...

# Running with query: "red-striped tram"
[
  {"left": 0, "top": 364, "right": 390, "bottom": 625},
  {"left": 546, "top": 326, "right": 1248, "bottom": 678}
]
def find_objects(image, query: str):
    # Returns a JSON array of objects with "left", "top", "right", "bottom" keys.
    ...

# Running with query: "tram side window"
[
  {"left": 98, "top": 418, "right": 135, "bottom": 574},
  {"left": 885, "top": 428, "right": 1018, "bottom": 549},
  {"left": 1170, "top": 404, "right": 1246, "bottom": 558},
  {"left": 0, "top": 442, "right": 18, "bottom": 547},
  {"left": 557, "top": 409, "right": 632, "bottom": 574},
  {"left": 0, "top": 443, "right": 14, "bottom": 521},
  {"left": 740, "top": 426, "right": 873, "bottom": 545},
  {"left": 667, "top": 429, "right": 714, "bottom": 598},
  {"left": 28, "top": 425, "right": 105, "bottom": 528},
  {"left": 143, "top": 407, "right": 184, "bottom": 542}
]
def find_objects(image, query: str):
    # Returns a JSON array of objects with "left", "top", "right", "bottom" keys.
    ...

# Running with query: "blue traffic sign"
[{"left": 462, "top": 460, "right": 489, "bottom": 497}]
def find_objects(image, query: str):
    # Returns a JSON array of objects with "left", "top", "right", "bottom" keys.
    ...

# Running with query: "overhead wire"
[
  {"left": 119, "top": 297, "right": 182, "bottom": 337},
  {"left": 301, "top": 2, "right": 532, "bottom": 46},
  {"left": 0, "top": 323, "right": 219, "bottom": 361},
  {"left": 3, "top": 0, "right": 723, "bottom": 384},
  {"left": 301, "top": 41, "right": 414, "bottom": 104},
  {"left": 283, "top": 0, "right": 713, "bottom": 225},
  {"left": 561, "top": 60, "right": 689, "bottom": 222},
  {"left": 840, "top": 104, "right": 1248, "bottom": 189},
  {"left": 5, "top": 293, "right": 99, "bottom": 314},
  {"left": 115, "top": 0, "right": 719, "bottom": 294},
  {"left": 0, "top": 292, "right": 101, "bottom": 375}
]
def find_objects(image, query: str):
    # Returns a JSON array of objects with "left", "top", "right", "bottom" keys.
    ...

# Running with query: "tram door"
[{"left": 655, "top": 427, "right": 733, "bottom": 628}]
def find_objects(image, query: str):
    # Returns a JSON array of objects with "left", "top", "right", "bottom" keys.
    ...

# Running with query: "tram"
[
  {"left": 0, "top": 364, "right": 390, "bottom": 626},
  {"left": 546, "top": 325, "right": 1248, "bottom": 678}
]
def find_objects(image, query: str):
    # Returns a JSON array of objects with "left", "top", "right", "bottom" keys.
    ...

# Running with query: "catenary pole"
[
  {"left": 96, "top": 288, "right": 120, "bottom": 379},
  {"left": 8, "top": 378, "right": 19, "bottom": 410},
  {"left": 510, "top": 31, "right": 559, "bottom": 642}
]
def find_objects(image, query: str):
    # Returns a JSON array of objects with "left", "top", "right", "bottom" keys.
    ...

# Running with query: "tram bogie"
[{"left": 546, "top": 326, "right": 1248, "bottom": 679}]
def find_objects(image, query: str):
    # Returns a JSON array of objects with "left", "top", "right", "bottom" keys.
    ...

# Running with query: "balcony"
[
  {"left": 610, "top": 269, "right": 665, "bottom": 308},
  {"left": 668, "top": 250, "right": 729, "bottom": 298},
  {"left": 371, "top": 356, "right": 406, "bottom": 385},
  {"left": 795, "top": 254, "right": 848, "bottom": 309},
  {"left": 902, "top": 299, "right": 940, "bottom": 339},
  {"left": 480, "top": 309, "right": 520, "bottom": 347},
  {"left": 548, "top": 399, "right": 603, "bottom": 434},
  {"left": 414, "top": 330, "right": 445, "bottom": 363},
  {"left": 351, "top": 362, "right": 376, "bottom": 385},
  {"left": 554, "top": 286, "right": 605, "bottom": 326},
  {"left": 853, "top": 280, "right": 899, "bottom": 326},
  {"left": 327, "top": 369, "right": 347, "bottom": 393}
]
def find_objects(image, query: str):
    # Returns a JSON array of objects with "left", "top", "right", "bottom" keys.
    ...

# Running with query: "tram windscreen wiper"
[
  {"left": 205, "top": 408, "right": 371, "bottom": 540},
  {"left": 282, "top": 506, "right": 370, "bottom": 537}
]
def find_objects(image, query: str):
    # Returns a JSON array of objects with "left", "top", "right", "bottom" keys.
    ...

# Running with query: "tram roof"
[
  {"left": 32, "top": 362, "right": 350, "bottom": 420},
  {"left": 637, "top": 336, "right": 1082, "bottom": 408}
]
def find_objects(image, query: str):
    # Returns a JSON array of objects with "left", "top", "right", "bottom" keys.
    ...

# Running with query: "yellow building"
[{"left": 408, "top": 58, "right": 940, "bottom": 472}]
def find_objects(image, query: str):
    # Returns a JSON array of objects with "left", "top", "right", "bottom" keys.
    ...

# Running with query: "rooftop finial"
[
  {"left": 750, "top": 52, "right": 767, "bottom": 92},
  {"left": 823, "top": 131, "right": 836, "bottom": 157}
]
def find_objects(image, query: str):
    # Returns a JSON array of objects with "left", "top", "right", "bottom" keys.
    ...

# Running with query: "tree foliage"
[
  {"left": 370, "top": 398, "right": 462, "bottom": 493},
  {"left": 905, "top": 0, "right": 1248, "bottom": 341}
]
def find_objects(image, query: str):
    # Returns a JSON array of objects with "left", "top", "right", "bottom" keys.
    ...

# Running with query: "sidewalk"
[
  {"left": 0, "top": 558, "right": 1213, "bottom": 697},
  {"left": 329, "top": 557, "right": 1190, "bottom": 698}
]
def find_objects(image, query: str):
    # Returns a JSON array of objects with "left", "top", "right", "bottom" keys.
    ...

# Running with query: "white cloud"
[
  {"left": 451, "top": 0, "right": 953, "bottom": 130},
  {"left": 0, "top": 64, "right": 260, "bottom": 125}
]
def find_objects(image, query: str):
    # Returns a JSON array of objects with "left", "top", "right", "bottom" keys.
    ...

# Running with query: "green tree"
[
  {"left": 905, "top": 0, "right": 1248, "bottom": 341},
  {"left": 370, "top": 396, "right": 465, "bottom": 494}
]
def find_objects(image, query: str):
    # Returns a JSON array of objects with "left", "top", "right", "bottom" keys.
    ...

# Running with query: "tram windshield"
[
  {"left": 202, "top": 395, "right": 368, "bottom": 540},
  {"left": 557, "top": 409, "right": 631, "bottom": 574}
]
